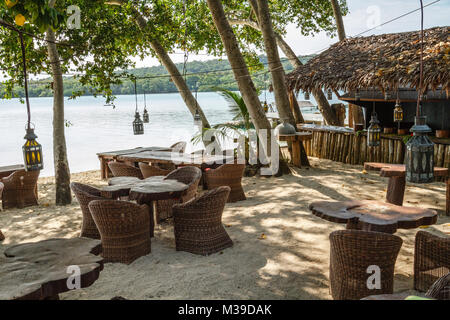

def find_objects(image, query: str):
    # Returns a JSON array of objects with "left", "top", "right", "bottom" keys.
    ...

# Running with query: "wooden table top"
[
  {"left": 96, "top": 146, "right": 171, "bottom": 157},
  {"left": 0, "top": 164, "right": 24, "bottom": 174},
  {"left": 0, "top": 238, "right": 103, "bottom": 300},
  {"left": 309, "top": 200, "right": 438, "bottom": 234},
  {"left": 116, "top": 150, "right": 235, "bottom": 165},
  {"left": 364, "top": 162, "right": 449, "bottom": 178},
  {"left": 101, "top": 176, "right": 188, "bottom": 201}
]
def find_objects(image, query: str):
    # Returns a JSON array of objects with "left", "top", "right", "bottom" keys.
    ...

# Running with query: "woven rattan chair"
[
  {"left": 329, "top": 229, "right": 403, "bottom": 300},
  {"left": 70, "top": 182, "right": 106, "bottom": 239},
  {"left": 204, "top": 164, "right": 246, "bottom": 202},
  {"left": 88, "top": 200, "right": 151, "bottom": 264},
  {"left": 156, "top": 166, "right": 202, "bottom": 221},
  {"left": 425, "top": 273, "right": 450, "bottom": 300},
  {"left": 173, "top": 186, "right": 233, "bottom": 256},
  {"left": 108, "top": 162, "right": 143, "bottom": 179},
  {"left": 138, "top": 162, "right": 171, "bottom": 179},
  {"left": 0, "top": 170, "right": 39, "bottom": 209},
  {"left": 414, "top": 231, "right": 450, "bottom": 292}
]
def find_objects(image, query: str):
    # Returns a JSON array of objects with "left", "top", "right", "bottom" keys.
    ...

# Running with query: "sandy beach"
[{"left": 1, "top": 157, "right": 448, "bottom": 300}]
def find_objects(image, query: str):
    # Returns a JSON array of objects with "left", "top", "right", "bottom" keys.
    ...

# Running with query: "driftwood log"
[
  {"left": 309, "top": 200, "right": 437, "bottom": 234},
  {"left": 0, "top": 237, "right": 103, "bottom": 300}
]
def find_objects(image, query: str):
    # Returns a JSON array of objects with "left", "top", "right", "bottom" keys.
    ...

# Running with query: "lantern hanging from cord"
[
  {"left": 143, "top": 90, "right": 149, "bottom": 123},
  {"left": 193, "top": 82, "right": 202, "bottom": 129},
  {"left": 263, "top": 74, "right": 269, "bottom": 112},
  {"left": 132, "top": 78, "right": 144, "bottom": 135},
  {"left": 367, "top": 102, "right": 381, "bottom": 147},
  {"left": 327, "top": 88, "right": 333, "bottom": 100},
  {"left": 18, "top": 32, "right": 43, "bottom": 171},
  {"left": 304, "top": 91, "right": 310, "bottom": 100},
  {"left": 405, "top": 1, "right": 434, "bottom": 183},
  {"left": 393, "top": 89, "right": 403, "bottom": 123}
]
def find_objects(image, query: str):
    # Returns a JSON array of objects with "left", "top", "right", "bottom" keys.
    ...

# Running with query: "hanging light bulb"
[
  {"left": 405, "top": 0, "right": 434, "bottom": 183},
  {"left": 393, "top": 99, "right": 403, "bottom": 122},
  {"left": 304, "top": 91, "right": 310, "bottom": 100},
  {"left": 327, "top": 88, "right": 333, "bottom": 100},
  {"left": 367, "top": 102, "right": 381, "bottom": 147},
  {"left": 18, "top": 32, "right": 43, "bottom": 171},
  {"left": 132, "top": 78, "right": 144, "bottom": 135}
]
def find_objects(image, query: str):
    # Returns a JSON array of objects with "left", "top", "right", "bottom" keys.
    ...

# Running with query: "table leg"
[
  {"left": 149, "top": 200, "right": 155, "bottom": 238},
  {"left": 291, "top": 140, "right": 301, "bottom": 167},
  {"left": 386, "top": 176, "right": 406, "bottom": 206}
]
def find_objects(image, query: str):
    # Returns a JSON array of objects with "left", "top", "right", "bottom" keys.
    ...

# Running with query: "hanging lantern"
[
  {"left": 393, "top": 100, "right": 404, "bottom": 122},
  {"left": 355, "top": 89, "right": 361, "bottom": 101},
  {"left": 405, "top": 0, "right": 434, "bottom": 183},
  {"left": 304, "top": 91, "right": 310, "bottom": 100},
  {"left": 384, "top": 91, "right": 391, "bottom": 101},
  {"left": 18, "top": 31, "right": 43, "bottom": 171},
  {"left": 263, "top": 101, "right": 269, "bottom": 113},
  {"left": 23, "top": 126, "right": 43, "bottom": 171},
  {"left": 143, "top": 108, "right": 149, "bottom": 123},
  {"left": 133, "top": 112, "right": 144, "bottom": 135},
  {"left": 405, "top": 116, "right": 434, "bottom": 183},
  {"left": 367, "top": 113, "right": 381, "bottom": 147},
  {"left": 327, "top": 88, "right": 333, "bottom": 100},
  {"left": 193, "top": 109, "right": 202, "bottom": 129}
]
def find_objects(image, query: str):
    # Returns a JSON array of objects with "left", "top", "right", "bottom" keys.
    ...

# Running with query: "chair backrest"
[
  {"left": 2, "top": 169, "right": 40, "bottom": 189},
  {"left": 108, "top": 162, "right": 143, "bottom": 179},
  {"left": 426, "top": 273, "right": 450, "bottom": 300},
  {"left": 88, "top": 200, "right": 149, "bottom": 235},
  {"left": 329, "top": 229, "right": 403, "bottom": 300},
  {"left": 170, "top": 141, "right": 187, "bottom": 153},
  {"left": 70, "top": 182, "right": 104, "bottom": 208},
  {"left": 164, "top": 166, "right": 202, "bottom": 186},
  {"left": 173, "top": 186, "right": 230, "bottom": 216},
  {"left": 138, "top": 162, "right": 171, "bottom": 179}
]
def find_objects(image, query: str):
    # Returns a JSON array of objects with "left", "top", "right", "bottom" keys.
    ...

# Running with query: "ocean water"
[{"left": 0, "top": 91, "right": 333, "bottom": 177}]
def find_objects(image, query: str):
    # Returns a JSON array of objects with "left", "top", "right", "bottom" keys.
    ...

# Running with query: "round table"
[
  {"left": 100, "top": 176, "right": 188, "bottom": 237},
  {"left": 309, "top": 200, "right": 438, "bottom": 234},
  {"left": 0, "top": 238, "right": 103, "bottom": 300},
  {"left": 364, "top": 163, "right": 449, "bottom": 209}
]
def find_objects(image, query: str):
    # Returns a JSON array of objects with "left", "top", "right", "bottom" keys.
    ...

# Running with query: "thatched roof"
[{"left": 286, "top": 26, "right": 449, "bottom": 94}]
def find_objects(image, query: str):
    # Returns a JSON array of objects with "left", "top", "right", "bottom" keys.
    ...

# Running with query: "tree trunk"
[
  {"left": 46, "top": 1, "right": 71, "bottom": 206},
  {"left": 250, "top": 0, "right": 295, "bottom": 126},
  {"left": 206, "top": 0, "right": 272, "bottom": 157},
  {"left": 106, "top": 0, "right": 210, "bottom": 129},
  {"left": 228, "top": 18, "right": 339, "bottom": 126},
  {"left": 330, "top": 0, "right": 364, "bottom": 124}
]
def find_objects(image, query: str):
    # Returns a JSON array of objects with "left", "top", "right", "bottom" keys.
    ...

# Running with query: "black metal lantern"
[
  {"left": 263, "top": 100, "right": 269, "bottom": 112},
  {"left": 405, "top": 0, "right": 434, "bottom": 183},
  {"left": 132, "top": 78, "right": 144, "bottom": 135},
  {"left": 327, "top": 88, "right": 333, "bottom": 100},
  {"left": 23, "top": 126, "right": 43, "bottom": 171},
  {"left": 304, "top": 91, "right": 310, "bottom": 100},
  {"left": 133, "top": 111, "right": 144, "bottom": 135},
  {"left": 367, "top": 113, "right": 381, "bottom": 147},
  {"left": 18, "top": 31, "right": 43, "bottom": 171},
  {"left": 142, "top": 91, "right": 149, "bottom": 123},
  {"left": 393, "top": 99, "right": 404, "bottom": 122},
  {"left": 193, "top": 82, "right": 202, "bottom": 129}
]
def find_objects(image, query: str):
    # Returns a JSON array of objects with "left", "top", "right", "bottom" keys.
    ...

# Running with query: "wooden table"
[
  {"left": 0, "top": 238, "right": 103, "bottom": 300},
  {"left": 278, "top": 132, "right": 312, "bottom": 167},
  {"left": 116, "top": 151, "right": 235, "bottom": 167},
  {"left": 364, "top": 162, "right": 449, "bottom": 216},
  {"left": 0, "top": 164, "right": 25, "bottom": 179},
  {"left": 100, "top": 176, "right": 188, "bottom": 236},
  {"left": 309, "top": 200, "right": 438, "bottom": 234},
  {"left": 97, "top": 147, "right": 171, "bottom": 179}
]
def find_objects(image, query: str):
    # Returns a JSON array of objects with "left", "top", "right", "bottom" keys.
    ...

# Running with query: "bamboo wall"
[{"left": 297, "top": 125, "right": 450, "bottom": 169}]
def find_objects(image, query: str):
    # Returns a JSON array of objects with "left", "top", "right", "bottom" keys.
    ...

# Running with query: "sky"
[{"left": 131, "top": 0, "right": 450, "bottom": 68}]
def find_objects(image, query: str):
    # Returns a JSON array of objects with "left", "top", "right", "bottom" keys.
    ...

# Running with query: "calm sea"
[{"left": 0, "top": 91, "right": 329, "bottom": 177}]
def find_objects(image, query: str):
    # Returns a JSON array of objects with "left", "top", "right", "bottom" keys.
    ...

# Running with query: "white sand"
[{"left": 0, "top": 157, "right": 448, "bottom": 300}]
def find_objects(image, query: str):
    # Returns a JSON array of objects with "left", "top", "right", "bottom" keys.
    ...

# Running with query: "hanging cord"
[
  {"left": 144, "top": 88, "right": 147, "bottom": 109},
  {"left": 417, "top": 0, "right": 424, "bottom": 117},
  {"left": 19, "top": 31, "right": 32, "bottom": 130},
  {"left": 181, "top": 0, "right": 188, "bottom": 82},
  {"left": 134, "top": 77, "right": 138, "bottom": 113}
]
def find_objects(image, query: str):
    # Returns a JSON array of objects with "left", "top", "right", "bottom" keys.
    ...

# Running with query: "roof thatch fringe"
[{"left": 286, "top": 26, "right": 449, "bottom": 94}]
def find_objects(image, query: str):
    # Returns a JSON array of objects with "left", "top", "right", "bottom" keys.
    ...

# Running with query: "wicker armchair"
[
  {"left": 204, "top": 164, "right": 246, "bottom": 202},
  {"left": 172, "top": 186, "right": 233, "bottom": 255},
  {"left": 329, "top": 230, "right": 403, "bottom": 300},
  {"left": 108, "top": 162, "right": 143, "bottom": 179},
  {"left": 138, "top": 162, "right": 171, "bottom": 179},
  {"left": 0, "top": 170, "right": 39, "bottom": 209},
  {"left": 70, "top": 182, "right": 106, "bottom": 239},
  {"left": 414, "top": 231, "right": 450, "bottom": 293},
  {"left": 425, "top": 273, "right": 450, "bottom": 300},
  {"left": 156, "top": 166, "right": 202, "bottom": 221},
  {"left": 88, "top": 200, "right": 151, "bottom": 264}
]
